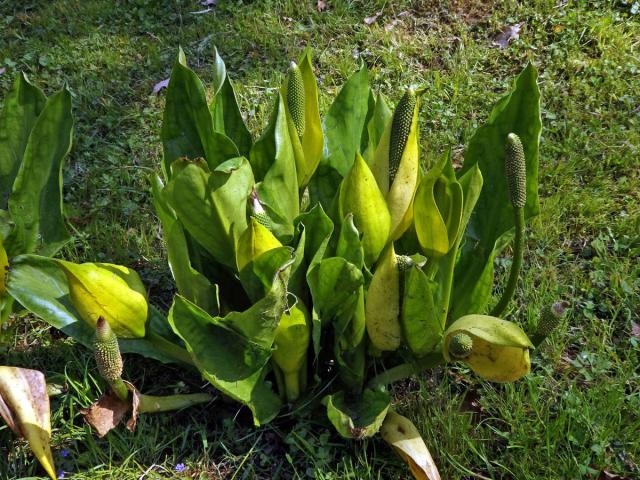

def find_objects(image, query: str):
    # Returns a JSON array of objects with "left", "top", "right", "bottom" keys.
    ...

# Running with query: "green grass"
[{"left": 1, "top": 0, "right": 639, "bottom": 478}]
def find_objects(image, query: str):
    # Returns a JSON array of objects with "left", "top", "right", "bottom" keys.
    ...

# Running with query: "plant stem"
[
  {"left": 145, "top": 331, "right": 195, "bottom": 366},
  {"left": 138, "top": 393, "right": 213, "bottom": 413},
  {"left": 366, "top": 353, "right": 444, "bottom": 390},
  {"left": 491, "top": 207, "right": 525, "bottom": 317},
  {"left": 110, "top": 377, "right": 130, "bottom": 402},
  {"left": 439, "top": 248, "right": 458, "bottom": 330}
]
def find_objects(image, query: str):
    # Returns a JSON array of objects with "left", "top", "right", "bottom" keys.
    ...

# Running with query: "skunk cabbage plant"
[{"left": 3, "top": 48, "right": 563, "bottom": 478}]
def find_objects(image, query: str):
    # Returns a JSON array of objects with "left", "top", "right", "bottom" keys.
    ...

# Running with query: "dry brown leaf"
[
  {"left": 631, "top": 322, "right": 640, "bottom": 338},
  {"left": 81, "top": 392, "right": 130, "bottom": 438},
  {"left": 82, "top": 382, "right": 140, "bottom": 437},
  {"left": 317, "top": 0, "right": 328, "bottom": 12}
]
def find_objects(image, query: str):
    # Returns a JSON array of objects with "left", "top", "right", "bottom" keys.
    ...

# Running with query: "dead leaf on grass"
[
  {"left": 317, "top": 0, "right": 328, "bottom": 12},
  {"left": 364, "top": 11, "right": 381, "bottom": 25},
  {"left": 81, "top": 382, "right": 140, "bottom": 437},
  {"left": 492, "top": 23, "right": 522, "bottom": 49},
  {"left": 631, "top": 322, "right": 640, "bottom": 338},
  {"left": 152, "top": 78, "right": 169, "bottom": 95}
]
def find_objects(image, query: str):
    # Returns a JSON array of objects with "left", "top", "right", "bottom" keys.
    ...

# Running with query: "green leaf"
[
  {"left": 164, "top": 157, "right": 253, "bottom": 269},
  {"left": 7, "top": 87, "right": 73, "bottom": 257},
  {"left": 325, "top": 389, "right": 390, "bottom": 439},
  {"left": 453, "top": 64, "right": 541, "bottom": 316},
  {"left": 210, "top": 47, "right": 252, "bottom": 157},
  {"left": 161, "top": 48, "right": 238, "bottom": 176},
  {"left": 363, "top": 92, "right": 392, "bottom": 164},
  {"left": 0, "top": 73, "right": 46, "bottom": 210},
  {"left": 168, "top": 262, "right": 292, "bottom": 425},
  {"left": 6, "top": 255, "right": 187, "bottom": 365},
  {"left": 336, "top": 213, "right": 364, "bottom": 269},
  {"left": 239, "top": 246, "right": 293, "bottom": 303},
  {"left": 307, "top": 257, "right": 363, "bottom": 325},
  {"left": 401, "top": 266, "right": 441, "bottom": 356},
  {"left": 443, "top": 164, "right": 484, "bottom": 321},
  {"left": 151, "top": 175, "right": 219, "bottom": 315},
  {"left": 250, "top": 94, "right": 299, "bottom": 234},
  {"left": 321, "top": 65, "right": 370, "bottom": 177}
]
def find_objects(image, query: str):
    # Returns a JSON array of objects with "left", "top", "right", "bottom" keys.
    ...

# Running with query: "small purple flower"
[
  {"left": 57, "top": 471, "right": 65, "bottom": 479},
  {"left": 175, "top": 463, "right": 186, "bottom": 472},
  {"left": 61, "top": 449, "right": 70, "bottom": 458}
]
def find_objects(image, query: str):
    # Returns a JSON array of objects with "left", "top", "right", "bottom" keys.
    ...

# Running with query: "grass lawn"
[{"left": 1, "top": 0, "right": 639, "bottom": 478}]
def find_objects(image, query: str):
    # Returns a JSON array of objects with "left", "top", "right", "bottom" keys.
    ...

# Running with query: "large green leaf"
[
  {"left": 0, "top": 73, "right": 46, "bottom": 210},
  {"left": 325, "top": 389, "right": 390, "bottom": 439},
  {"left": 6, "top": 255, "right": 187, "bottom": 365},
  {"left": 168, "top": 262, "right": 292, "bottom": 425},
  {"left": 151, "top": 175, "right": 219, "bottom": 315},
  {"left": 239, "top": 246, "right": 293, "bottom": 303},
  {"left": 7, "top": 88, "right": 73, "bottom": 257},
  {"left": 322, "top": 65, "right": 370, "bottom": 177},
  {"left": 401, "top": 265, "right": 440, "bottom": 357},
  {"left": 210, "top": 47, "right": 252, "bottom": 157},
  {"left": 161, "top": 48, "right": 238, "bottom": 177},
  {"left": 164, "top": 157, "right": 253, "bottom": 269},
  {"left": 453, "top": 64, "right": 541, "bottom": 317},
  {"left": 250, "top": 94, "right": 299, "bottom": 235}
]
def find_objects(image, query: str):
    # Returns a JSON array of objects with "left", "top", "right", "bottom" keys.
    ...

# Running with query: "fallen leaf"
[
  {"left": 597, "top": 471, "right": 630, "bottom": 480},
  {"left": 631, "top": 322, "right": 640, "bottom": 338},
  {"left": 384, "top": 19, "right": 400, "bottom": 31},
  {"left": 152, "top": 78, "right": 169, "bottom": 95},
  {"left": 0, "top": 67, "right": 6, "bottom": 76},
  {"left": 201, "top": 0, "right": 217, "bottom": 5},
  {"left": 317, "top": 0, "right": 328, "bottom": 12},
  {"left": 82, "top": 392, "right": 129, "bottom": 438},
  {"left": 81, "top": 382, "right": 140, "bottom": 437},
  {"left": 364, "top": 11, "right": 381, "bottom": 25},
  {"left": 492, "top": 23, "right": 522, "bottom": 49}
]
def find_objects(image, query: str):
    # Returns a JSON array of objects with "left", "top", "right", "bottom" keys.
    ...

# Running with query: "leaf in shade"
[
  {"left": 152, "top": 78, "right": 169, "bottom": 95},
  {"left": 492, "top": 23, "right": 522, "bottom": 49},
  {"left": 325, "top": 389, "right": 390, "bottom": 439},
  {"left": 0, "top": 367, "right": 57, "bottom": 480}
]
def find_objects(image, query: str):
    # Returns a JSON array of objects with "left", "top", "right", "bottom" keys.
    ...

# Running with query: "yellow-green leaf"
[
  {"left": 381, "top": 410, "right": 441, "bottom": 480},
  {"left": 443, "top": 314, "right": 533, "bottom": 383},
  {"left": 0, "top": 367, "right": 57, "bottom": 480},
  {"left": 339, "top": 153, "right": 390, "bottom": 266},
  {"left": 365, "top": 243, "right": 401, "bottom": 351},
  {"left": 236, "top": 217, "right": 283, "bottom": 272},
  {"left": 56, "top": 260, "right": 149, "bottom": 338}
]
